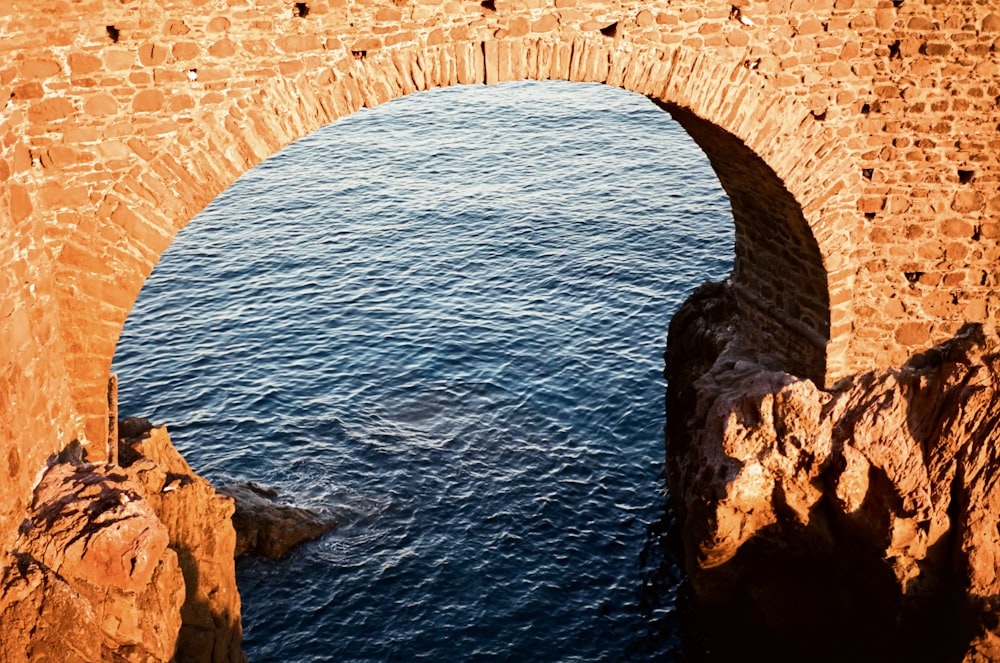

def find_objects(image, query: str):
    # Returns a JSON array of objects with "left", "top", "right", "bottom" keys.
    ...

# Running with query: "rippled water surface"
[{"left": 113, "top": 81, "right": 734, "bottom": 661}]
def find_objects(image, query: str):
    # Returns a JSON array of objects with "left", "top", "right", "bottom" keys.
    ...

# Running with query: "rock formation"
[
  {"left": 118, "top": 420, "right": 245, "bottom": 662},
  {"left": 0, "top": 462, "right": 185, "bottom": 663},
  {"left": 665, "top": 282, "right": 1000, "bottom": 662},
  {"left": 0, "top": 420, "right": 245, "bottom": 663},
  {"left": 218, "top": 481, "right": 338, "bottom": 560}
]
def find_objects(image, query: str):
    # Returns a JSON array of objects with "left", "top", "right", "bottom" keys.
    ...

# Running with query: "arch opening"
[
  {"left": 40, "top": 38, "right": 840, "bottom": 463},
  {"left": 0, "top": 27, "right": 842, "bottom": 662},
  {"left": 112, "top": 80, "right": 734, "bottom": 660}
]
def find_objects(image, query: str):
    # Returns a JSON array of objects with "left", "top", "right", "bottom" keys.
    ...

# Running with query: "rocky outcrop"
[
  {"left": 118, "top": 420, "right": 245, "bottom": 662},
  {"left": 0, "top": 462, "right": 186, "bottom": 663},
  {"left": 666, "top": 282, "right": 1000, "bottom": 662},
  {"left": 0, "top": 421, "right": 245, "bottom": 663},
  {"left": 219, "top": 482, "right": 338, "bottom": 560}
]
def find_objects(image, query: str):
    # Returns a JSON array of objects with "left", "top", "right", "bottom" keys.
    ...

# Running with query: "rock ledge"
[
  {"left": 0, "top": 420, "right": 246, "bottom": 663},
  {"left": 666, "top": 282, "right": 1000, "bottom": 662}
]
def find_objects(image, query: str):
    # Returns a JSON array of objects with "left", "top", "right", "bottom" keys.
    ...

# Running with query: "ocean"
[{"left": 112, "top": 79, "right": 734, "bottom": 661}]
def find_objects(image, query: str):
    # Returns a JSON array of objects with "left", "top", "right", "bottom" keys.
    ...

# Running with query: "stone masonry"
[{"left": 1, "top": 0, "right": 999, "bottom": 556}]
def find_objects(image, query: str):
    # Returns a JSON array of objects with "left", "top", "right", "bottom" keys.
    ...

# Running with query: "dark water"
[{"left": 113, "top": 80, "right": 733, "bottom": 662}]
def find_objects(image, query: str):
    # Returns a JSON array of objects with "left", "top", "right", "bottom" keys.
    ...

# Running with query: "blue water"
[{"left": 113, "top": 80, "right": 733, "bottom": 662}]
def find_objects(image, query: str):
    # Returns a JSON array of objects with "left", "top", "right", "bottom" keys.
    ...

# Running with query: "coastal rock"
[
  {"left": 219, "top": 481, "right": 338, "bottom": 559},
  {"left": 0, "top": 461, "right": 186, "bottom": 663},
  {"left": 118, "top": 420, "right": 246, "bottom": 663},
  {"left": 0, "top": 421, "right": 246, "bottom": 663},
  {"left": 665, "top": 281, "right": 1000, "bottom": 661}
]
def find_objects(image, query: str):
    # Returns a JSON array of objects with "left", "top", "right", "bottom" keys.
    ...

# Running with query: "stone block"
[
  {"left": 28, "top": 97, "right": 74, "bottom": 123},
  {"left": 532, "top": 14, "right": 558, "bottom": 32},
  {"left": 21, "top": 58, "right": 62, "bottom": 79},
  {"left": 67, "top": 53, "right": 102, "bottom": 75},
  {"left": 84, "top": 93, "right": 118, "bottom": 115},
  {"left": 103, "top": 50, "right": 135, "bottom": 70},
  {"left": 138, "top": 43, "right": 167, "bottom": 67},
  {"left": 172, "top": 42, "right": 201, "bottom": 60},
  {"left": 797, "top": 18, "right": 823, "bottom": 34},
  {"left": 133, "top": 89, "right": 165, "bottom": 112},
  {"left": 8, "top": 183, "right": 32, "bottom": 222},
  {"left": 894, "top": 321, "right": 930, "bottom": 346},
  {"left": 163, "top": 19, "right": 191, "bottom": 35},
  {"left": 952, "top": 190, "right": 984, "bottom": 213},
  {"left": 726, "top": 28, "right": 749, "bottom": 47},
  {"left": 13, "top": 82, "right": 44, "bottom": 99}
]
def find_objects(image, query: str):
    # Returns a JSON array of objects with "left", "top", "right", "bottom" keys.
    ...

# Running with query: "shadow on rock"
[
  {"left": 118, "top": 418, "right": 246, "bottom": 663},
  {"left": 218, "top": 481, "right": 338, "bottom": 559},
  {"left": 663, "top": 281, "right": 1000, "bottom": 662}
]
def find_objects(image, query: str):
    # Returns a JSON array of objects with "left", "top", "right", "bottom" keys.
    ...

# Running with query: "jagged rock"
[
  {"left": 118, "top": 421, "right": 246, "bottom": 663},
  {"left": 665, "top": 281, "right": 1000, "bottom": 661},
  {"left": 219, "top": 481, "right": 338, "bottom": 559},
  {"left": 0, "top": 422, "right": 246, "bottom": 663},
  {"left": 119, "top": 417, "right": 155, "bottom": 441},
  {"left": 0, "top": 553, "right": 104, "bottom": 663},
  {"left": 0, "top": 462, "right": 186, "bottom": 663}
]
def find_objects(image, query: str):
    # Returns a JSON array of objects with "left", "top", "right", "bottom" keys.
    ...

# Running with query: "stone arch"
[
  {"left": 53, "top": 34, "right": 852, "bottom": 454},
  {"left": 0, "top": 26, "right": 861, "bottom": 540}
]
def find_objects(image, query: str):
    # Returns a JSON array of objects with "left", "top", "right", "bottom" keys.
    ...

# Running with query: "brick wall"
[{"left": 1, "top": 0, "right": 999, "bottom": 544}]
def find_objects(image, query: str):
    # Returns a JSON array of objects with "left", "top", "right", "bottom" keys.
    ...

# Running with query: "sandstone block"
[
  {"left": 133, "top": 88, "right": 165, "bottom": 112},
  {"left": 21, "top": 58, "right": 61, "bottom": 79},
  {"left": 206, "top": 16, "right": 231, "bottom": 32},
  {"left": 726, "top": 29, "right": 749, "bottom": 47},
  {"left": 953, "top": 190, "right": 985, "bottom": 213},
  {"left": 376, "top": 7, "right": 402, "bottom": 21},
  {"left": 209, "top": 38, "right": 237, "bottom": 58},
  {"left": 894, "top": 321, "right": 930, "bottom": 348},
  {"left": 28, "top": 97, "right": 73, "bottom": 122},
  {"left": 103, "top": 50, "right": 135, "bottom": 70},
  {"left": 532, "top": 14, "right": 558, "bottom": 32},
  {"left": 68, "top": 53, "right": 102, "bottom": 75},
  {"left": 172, "top": 42, "right": 200, "bottom": 60},
  {"left": 8, "top": 183, "right": 32, "bottom": 222},
  {"left": 84, "top": 92, "right": 117, "bottom": 115},
  {"left": 138, "top": 43, "right": 167, "bottom": 66},
  {"left": 163, "top": 19, "right": 191, "bottom": 35}
]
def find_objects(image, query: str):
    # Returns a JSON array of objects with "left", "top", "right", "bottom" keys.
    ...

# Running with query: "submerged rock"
[
  {"left": 665, "top": 281, "right": 1000, "bottom": 661},
  {"left": 219, "top": 481, "right": 338, "bottom": 559}
]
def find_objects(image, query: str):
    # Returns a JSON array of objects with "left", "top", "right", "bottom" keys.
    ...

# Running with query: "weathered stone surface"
[
  {"left": 0, "top": 554, "right": 104, "bottom": 663},
  {"left": 0, "top": 422, "right": 246, "bottom": 663},
  {"left": 666, "top": 282, "right": 1000, "bottom": 660},
  {"left": 118, "top": 419, "right": 246, "bottom": 663},
  {"left": 4, "top": 0, "right": 1000, "bottom": 658},
  {"left": 0, "top": 460, "right": 186, "bottom": 663},
  {"left": 6, "top": 0, "right": 1000, "bottom": 521},
  {"left": 220, "top": 481, "right": 338, "bottom": 559}
]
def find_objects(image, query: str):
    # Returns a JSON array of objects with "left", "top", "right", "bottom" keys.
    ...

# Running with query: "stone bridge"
[{"left": 2, "top": 0, "right": 999, "bottom": 546}]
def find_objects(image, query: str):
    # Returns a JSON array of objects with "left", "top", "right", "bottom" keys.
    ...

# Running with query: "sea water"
[{"left": 112, "top": 80, "right": 734, "bottom": 661}]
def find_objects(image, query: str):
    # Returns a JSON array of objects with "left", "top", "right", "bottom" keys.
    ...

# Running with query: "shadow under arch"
[
  {"left": 661, "top": 102, "right": 830, "bottom": 381},
  {"left": 57, "top": 33, "right": 845, "bottom": 459}
]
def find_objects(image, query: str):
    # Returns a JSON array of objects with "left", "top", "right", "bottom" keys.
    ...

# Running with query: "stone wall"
[{"left": 1, "top": 0, "right": 999, "bottom": 551}]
